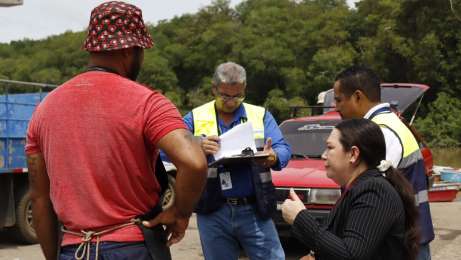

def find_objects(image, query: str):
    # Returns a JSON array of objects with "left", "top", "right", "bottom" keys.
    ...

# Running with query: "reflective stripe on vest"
[
  {"left": 372, "top": 112, "right": 426, "bottom": 205},
  {"left": 192, "top": 101, "right": 265, "bottom": 139},
  {"left": 371, "top": 108, "right": 435, "bottom": 243},
  {"left": 415, "top": 190, "right": 429, "bottom": 205},
  {"left": 400, "top": 149, "right": 423, "bottom": 169}
]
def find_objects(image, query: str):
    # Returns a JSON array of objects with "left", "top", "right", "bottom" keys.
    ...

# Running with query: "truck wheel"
[
  {"left": 161, "top": 175, "right": 176, "bottom": 210},
  {"left": 13, "top": 190, "right": 37, "bottom": 244}
]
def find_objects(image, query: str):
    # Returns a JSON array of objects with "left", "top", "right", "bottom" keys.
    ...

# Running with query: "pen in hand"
[{"left": 200, "top": 135, "right": 220, "bottom": 155}]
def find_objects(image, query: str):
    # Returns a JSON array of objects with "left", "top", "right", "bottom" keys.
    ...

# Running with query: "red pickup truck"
[{"left": 271, "top": 83, "right": 433, "bottom": 236}]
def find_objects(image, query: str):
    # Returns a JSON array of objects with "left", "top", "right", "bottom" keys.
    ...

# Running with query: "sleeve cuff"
[
  {"left": 292, "top": 209, "right": 320, "bottom": 245},
  {"left": 151, "top": 123, "right": 188, "bottom": 145},
  {"left": 271, "top": 156, "right": 282, "bottom": 171}
]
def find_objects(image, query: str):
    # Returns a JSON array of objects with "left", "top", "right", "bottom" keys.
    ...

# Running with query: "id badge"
[{"left": 219, "top": 172, "right": 232, "bottom": 190}]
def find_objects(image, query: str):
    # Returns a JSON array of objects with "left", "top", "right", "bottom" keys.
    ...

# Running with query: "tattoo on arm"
[
  {"left": 27, "top": 154, "right": 49, "bottom": 199},
  {"left": 27, "top": 156, "right": 40, "bottom": 189},
  {"left": 183, "top": 131, "right": 200, "bottom": 144}
]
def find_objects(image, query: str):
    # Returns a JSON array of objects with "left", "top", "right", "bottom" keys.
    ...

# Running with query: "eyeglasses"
[{"left": 216, "top": 91, "right": 245, "bottom": 102}]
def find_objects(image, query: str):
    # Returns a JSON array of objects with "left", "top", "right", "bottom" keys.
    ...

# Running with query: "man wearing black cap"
[{"left": 26, "top": 2, "right": 207, "bottom": 259}]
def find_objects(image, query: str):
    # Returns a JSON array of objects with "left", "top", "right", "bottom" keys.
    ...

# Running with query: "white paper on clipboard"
[{"left": 213, "top": 121, "right": 257, "bottom": 161}]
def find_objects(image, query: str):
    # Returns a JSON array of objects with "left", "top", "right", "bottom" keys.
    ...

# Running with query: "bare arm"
[
  {"left": 27, "top": 153, "right": 58, "bottom": 260},
  {"left": 159, "top": 129, "right": 207, "bottom": 216},
  {"left": 143, "top": 128, "right": 207, "bottom": 245}
]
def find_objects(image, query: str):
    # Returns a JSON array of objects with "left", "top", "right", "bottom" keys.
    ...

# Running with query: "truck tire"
[
  {"left": 161, "top": 175, "right": 176, "bottom": 210},
  {"left": 13, "top": 190, "right": 37, "bottom": 244}
]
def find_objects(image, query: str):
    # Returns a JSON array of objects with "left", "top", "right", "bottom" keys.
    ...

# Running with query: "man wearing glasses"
[{"left": 183, "top": 62, "right": 291, "bottom": 259}]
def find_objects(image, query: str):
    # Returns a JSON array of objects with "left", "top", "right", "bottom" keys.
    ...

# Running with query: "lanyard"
[{"left": 214, "top": 104, "right": 246, "bottom": 135}]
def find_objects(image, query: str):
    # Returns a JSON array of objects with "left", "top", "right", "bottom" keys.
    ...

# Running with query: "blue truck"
[{"left": 0, "top": 79, "right": 55, "bottom": 243}]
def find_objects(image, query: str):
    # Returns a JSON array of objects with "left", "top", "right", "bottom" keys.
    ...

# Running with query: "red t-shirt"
[{"left": 25, "top": 71, "right": 186, "bottom": 245}]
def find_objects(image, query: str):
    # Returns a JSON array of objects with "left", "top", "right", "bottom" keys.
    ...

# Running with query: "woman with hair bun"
[{"left": 282, "top": 119, "right": 419, "bottom": 260}]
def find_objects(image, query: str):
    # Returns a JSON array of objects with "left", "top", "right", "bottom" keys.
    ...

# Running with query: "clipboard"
[{"left": 208, "top": 152, "right": 269, "bottom": 167}]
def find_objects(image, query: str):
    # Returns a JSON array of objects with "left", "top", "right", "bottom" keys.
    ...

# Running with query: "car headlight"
[{"left": 308, "top": 189, "right": 341, "bottom": 205}]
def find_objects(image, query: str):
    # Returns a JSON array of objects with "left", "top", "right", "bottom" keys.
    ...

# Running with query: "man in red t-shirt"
[{"left": 25, "top": 2, "right": 207, "bottom": 260}]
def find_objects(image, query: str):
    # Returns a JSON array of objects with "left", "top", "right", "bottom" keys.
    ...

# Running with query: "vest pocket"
[{"left": 195, "top": 168, "right": 223, "bottom": 214}]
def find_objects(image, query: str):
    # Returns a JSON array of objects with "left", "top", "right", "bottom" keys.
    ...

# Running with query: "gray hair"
[{"left": 212, "top": 62, "right": 247, "bottom": 87}]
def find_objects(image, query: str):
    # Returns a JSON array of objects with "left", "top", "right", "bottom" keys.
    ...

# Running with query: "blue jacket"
[
  {"left": 185, "top": 103, "right": 291, "bottom": 218},
  {"left": 184, "top": 104, "right": 291, "bottom": 197}
]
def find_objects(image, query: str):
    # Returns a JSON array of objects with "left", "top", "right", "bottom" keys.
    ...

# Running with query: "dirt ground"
[{"left": 1, "top": 194, "right": 460, "bottom": 260}]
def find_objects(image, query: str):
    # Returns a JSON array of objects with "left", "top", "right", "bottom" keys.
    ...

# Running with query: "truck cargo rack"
[{"left": 0, "top": 79, "right": 57, "bottom": 174}]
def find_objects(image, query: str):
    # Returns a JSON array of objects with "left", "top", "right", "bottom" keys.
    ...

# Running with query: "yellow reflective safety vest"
[
  {"left": 192, "top": 101, "right": 265, "bottom": 140},
  {"left": 191, "top": 101, "right": 277, "bottom": 219},
  {"left": 371, "top": 108, "right": 434, "bottom": 244},
  {"left": 372, "top": 112, "right": 420, "bottom": 168}
]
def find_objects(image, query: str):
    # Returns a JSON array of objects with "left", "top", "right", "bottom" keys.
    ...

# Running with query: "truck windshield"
[{"left": 280, "top": 121, "right": 339, "bottom": 158}]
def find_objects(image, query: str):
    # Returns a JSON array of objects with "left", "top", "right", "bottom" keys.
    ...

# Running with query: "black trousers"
[{"left": 60, "top": 241, "right": 151, "bottom": 260}]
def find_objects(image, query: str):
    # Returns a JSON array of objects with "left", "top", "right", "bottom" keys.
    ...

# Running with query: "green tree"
[
  {"left": 0, "top": 0, "right": 460, "bottom": 146},
  {"left": 263, "top": 88, "right": 308, "bottom": 122},
  {"left": 416, "top": 92, "right": 461, "bottom": 147},
  {"left": 139, "top": 50, "right": 179, "bottom": 93},
  {"left": 185, "top": 76, "right": 214, "bottom": 111},
  {"left": 30, "top": 68, "right": 62, "bottom": 84}
]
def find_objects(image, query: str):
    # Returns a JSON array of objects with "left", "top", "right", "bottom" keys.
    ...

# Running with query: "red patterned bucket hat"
[{"left": 83, "top": 1, "right": 154, "bottom": 52}]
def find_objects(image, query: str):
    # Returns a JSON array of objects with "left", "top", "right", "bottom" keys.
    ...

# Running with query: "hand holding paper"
[
  {"left": 213, "top": 122, "right": 257, "bottom": 160},
  {"left": 254, "top": 137, "right": 278, "bottom": 168}
]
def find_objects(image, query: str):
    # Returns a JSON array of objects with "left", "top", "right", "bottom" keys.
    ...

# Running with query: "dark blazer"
[{"left": 292, "top": 170, "right": 407, "bottom": 260}]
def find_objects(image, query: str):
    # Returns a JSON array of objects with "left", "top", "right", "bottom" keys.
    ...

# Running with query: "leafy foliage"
[
  {"left": 415, "top": 92, "right": 461, "bottom": 147},
  {"left": 0, "top": 0, "right": 460, "bottom": 145}
]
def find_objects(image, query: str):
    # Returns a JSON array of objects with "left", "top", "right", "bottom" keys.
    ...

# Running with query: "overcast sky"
[{"left": 0, "top": 0, "right": 358, "bottom": 44}]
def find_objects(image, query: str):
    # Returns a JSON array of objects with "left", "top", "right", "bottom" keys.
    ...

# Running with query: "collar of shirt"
[
  {"left": 363, "top": 103, "right": 391, "bottom": 119},
  {"left": 217, "top": 104, "right": 247, "bottom": 130}
]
